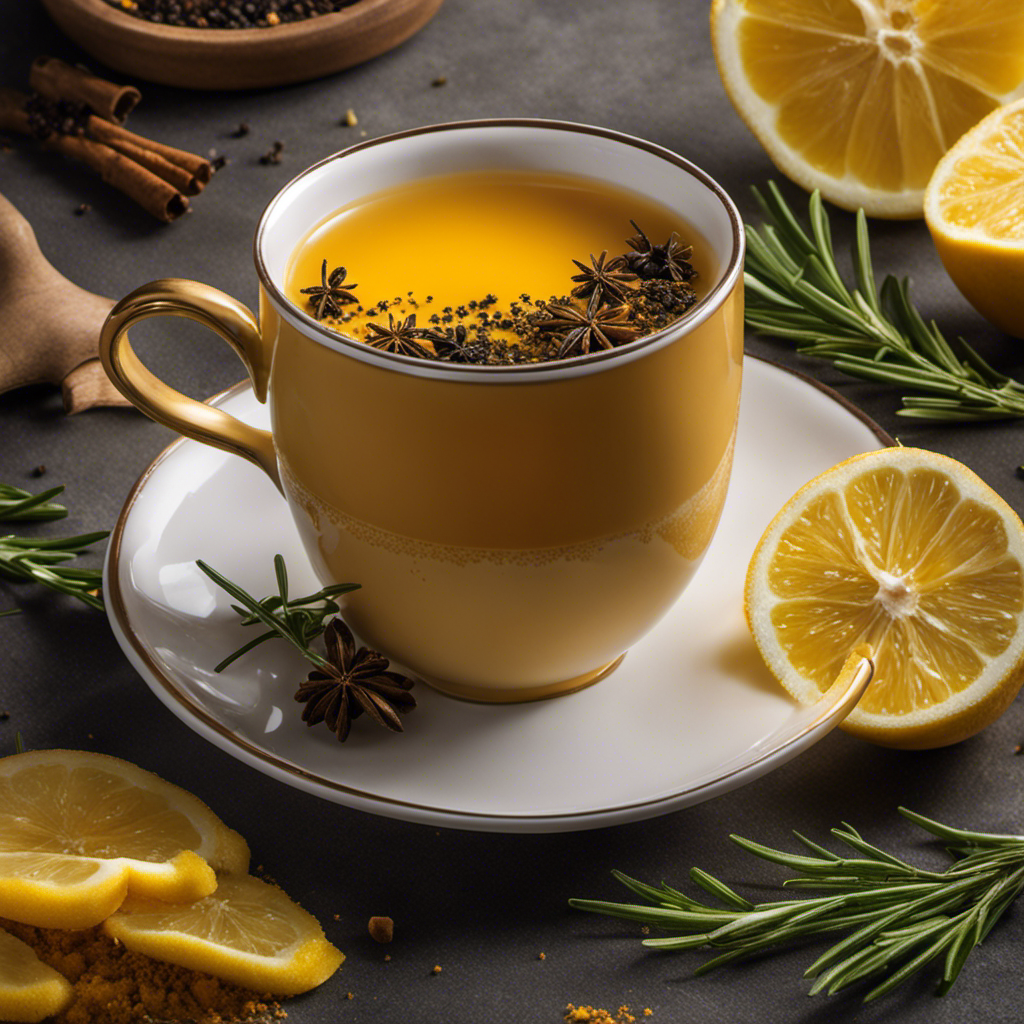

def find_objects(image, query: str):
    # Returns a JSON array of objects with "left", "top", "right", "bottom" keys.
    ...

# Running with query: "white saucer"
[{"left": 105, "top": 357, "right": 888, "bottom": 833}]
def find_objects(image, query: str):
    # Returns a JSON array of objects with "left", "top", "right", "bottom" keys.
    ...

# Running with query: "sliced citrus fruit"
[
  {"left": 710, "top": 0, "right": 1024, "bottom": 217},
  {"left": 103, "top": 874, "right": 344, "bottom": 996},
  {"left": 745, "top": 447, "right": 1024, "bottom": 748},
  {"left": 925, "top": 95, "right": 1024, "bottom": 337},
  {"left": 0, "top": 927, "right": 73, "bottom": 1023},
  {"left": 0, "top": 750, "right": 249, "bottom": 929}
]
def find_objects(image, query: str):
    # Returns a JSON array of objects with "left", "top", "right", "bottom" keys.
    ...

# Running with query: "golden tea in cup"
[
  {"left": 285, "top": 168, "right": 712, "bottom": 363},
  {"left": 101, "top": 121, "right": 744, "bottom": 703}
]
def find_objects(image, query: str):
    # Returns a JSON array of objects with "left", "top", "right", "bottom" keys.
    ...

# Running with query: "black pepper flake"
[
  {"left": 74, "top": 203, "right": 91, "bottom": 216},
  {"left": 30, "top": 466, "right": 46, "bottom": 478},
  {"left": 230, "top": 122, "right": 250, "bottom": 137},
  {"left": 259, "top": 141, "right": 284, "bottom": 165}
]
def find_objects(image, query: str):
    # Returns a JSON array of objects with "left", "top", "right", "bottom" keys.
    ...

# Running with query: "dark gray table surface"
[{"left": 3, "top": 2, "right": 1024, "bottom": 1021}]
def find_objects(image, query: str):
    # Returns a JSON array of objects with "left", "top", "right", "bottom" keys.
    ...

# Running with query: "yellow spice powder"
[
  {"left": 1, "top": 919, "right": 285, "bottom": 1024},
  {"left": 565, "top": 1005, "right": 640, "bottom": 1024}
]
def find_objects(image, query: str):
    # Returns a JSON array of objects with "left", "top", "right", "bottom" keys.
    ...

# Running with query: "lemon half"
[
  {"left": 745, "top": 448, "right": 1024, "bottom": 748},
  {"left": 711, "top": 0, "right": 1024, "bottom": 217},
  {"left": 925, "top": 95, "right": 1024, "bottom": 337}
]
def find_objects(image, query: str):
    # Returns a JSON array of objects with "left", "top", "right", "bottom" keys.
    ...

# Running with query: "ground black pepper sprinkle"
[{"left": 74, "top": 203, "right": 91, "bottom": 216}]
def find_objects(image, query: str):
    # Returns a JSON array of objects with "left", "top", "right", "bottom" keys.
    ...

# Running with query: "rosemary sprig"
[
  {"left": 0, "top": 484, "right": 108, "bottom": 612},
  {"left": 570, "top": 809, "right": 1024, "bottom": 1003},
  {"left": 745, "top": 183, "right": 1024, "bottom": 421},
  {"left": 196, "top": 555, "right": 359, "bottom": 672},
  {"left": 0, "top": 484, "right": 68, "bottom": 522}
]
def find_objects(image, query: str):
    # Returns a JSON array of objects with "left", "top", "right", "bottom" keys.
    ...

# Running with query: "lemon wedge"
[
  {"left": 0, "top": 928, "right": 73, "bottom": 1024},
  {"left": 103, "top": 874, "right": 344, "bottom": 996},
  {"left": 745, "top": 448, "right": 1024, "bottom": 748},
  {"left": 710, "top": 0, "right": 1024, "bottom": 217},
  {"left": 925, "top": 96, "right": 1024, "bottom": 337},
  {"left": 0, "top": 750, "right": 249, "bottom": 929}
]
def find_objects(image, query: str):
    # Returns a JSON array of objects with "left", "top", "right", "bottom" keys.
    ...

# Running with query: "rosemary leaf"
[
  {"left": 198, "top": 555, "right": 359, "bottom": 671},
  {"left": 745, "top": 183, "right": 1024, "bottom": 423},
  {"left": 0, "top": 484, "right": 107, "bottom": 611},
  {"left": 0, "top": 484, "right": 68, "bottom": 522},
  {"left": 570, "top": 811, "right": 1024, "bottom": 1004}
]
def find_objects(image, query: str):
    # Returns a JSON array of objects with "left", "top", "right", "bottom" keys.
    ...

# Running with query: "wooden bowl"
[{"left": 40, "top": 0, "right": 445, "bottom": 90}]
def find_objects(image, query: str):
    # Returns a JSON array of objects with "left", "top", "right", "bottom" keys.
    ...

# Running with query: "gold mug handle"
[{"left": 99, "top": 278, "right": 281, "bottom": 491}]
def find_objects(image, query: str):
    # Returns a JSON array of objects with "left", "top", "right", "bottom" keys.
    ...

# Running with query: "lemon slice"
[
  {"left": 925, "top": 96, "right": 1024, "bottom": 337},
  {"left": 0, "top": 750, "right": 250, "bottom": 929},
  {"left": 0, "top": 928, "right": 73, "bottom": 1024},
  {"left": 745, "top": 448, "right": 1024, "bottom": 748},
  {"left": 710, "top": 0, "right": 1024, "bottom": 217},
  {"left": 103, "top": 874, "right": 344, "bottom": 996}
]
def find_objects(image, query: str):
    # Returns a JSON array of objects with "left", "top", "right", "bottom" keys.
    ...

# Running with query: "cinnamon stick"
[
  {"left": 0, "top": 89, "right": 188, "bottom": 223},
  {"left": 30, "top": 56, "right": 140, "bottom": 124},
  {"left": 86, "top": 116, "right": 210, "bottom": 192}
]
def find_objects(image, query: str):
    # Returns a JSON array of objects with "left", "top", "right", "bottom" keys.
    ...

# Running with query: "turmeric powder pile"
[
  {"left": 0, "top": 919, "right": 284, "bottom": 1024},
  {"left": 565, "top": 1005, "right": 652, "bottom": 1023}
]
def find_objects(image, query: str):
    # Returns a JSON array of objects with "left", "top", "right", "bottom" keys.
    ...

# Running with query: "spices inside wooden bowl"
[{"left": 40, "top": 0, "right": 445, "bottom": 90}]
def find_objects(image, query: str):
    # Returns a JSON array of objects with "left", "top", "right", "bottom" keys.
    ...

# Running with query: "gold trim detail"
[{"left": 421, "top": 655, "right": 626, "bottom": 704}]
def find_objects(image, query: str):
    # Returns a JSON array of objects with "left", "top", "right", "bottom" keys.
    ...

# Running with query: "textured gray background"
[{"left": 2, "top": 1, "right": 1024, "bottom": 1021}]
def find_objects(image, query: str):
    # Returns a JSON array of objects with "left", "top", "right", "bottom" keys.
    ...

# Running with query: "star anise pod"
[
  {"left": 536, "top": 291, "right": 640, "bottom": 359},
  {"left": 425, "top": 324, "right": 491, "bottom": 364},
  {"left": 294, "top": 619, "right": 416, "bottom": 742},
  {"left": 624, "top": 221, "right": 696, "bottom": 282},
  {"left": 300, "top": 260, "right": 360, "bottom": 319},
  {"left": 365, "top": 313, "right": 435, "bottom": 358},
  {"left": 570, "top": 250, "right": 638, "bottom": 304}
]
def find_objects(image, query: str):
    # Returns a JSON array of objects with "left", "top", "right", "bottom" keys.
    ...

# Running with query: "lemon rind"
[{"left": 0, "top": 929, "right": 74, "bottom": 1024}]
